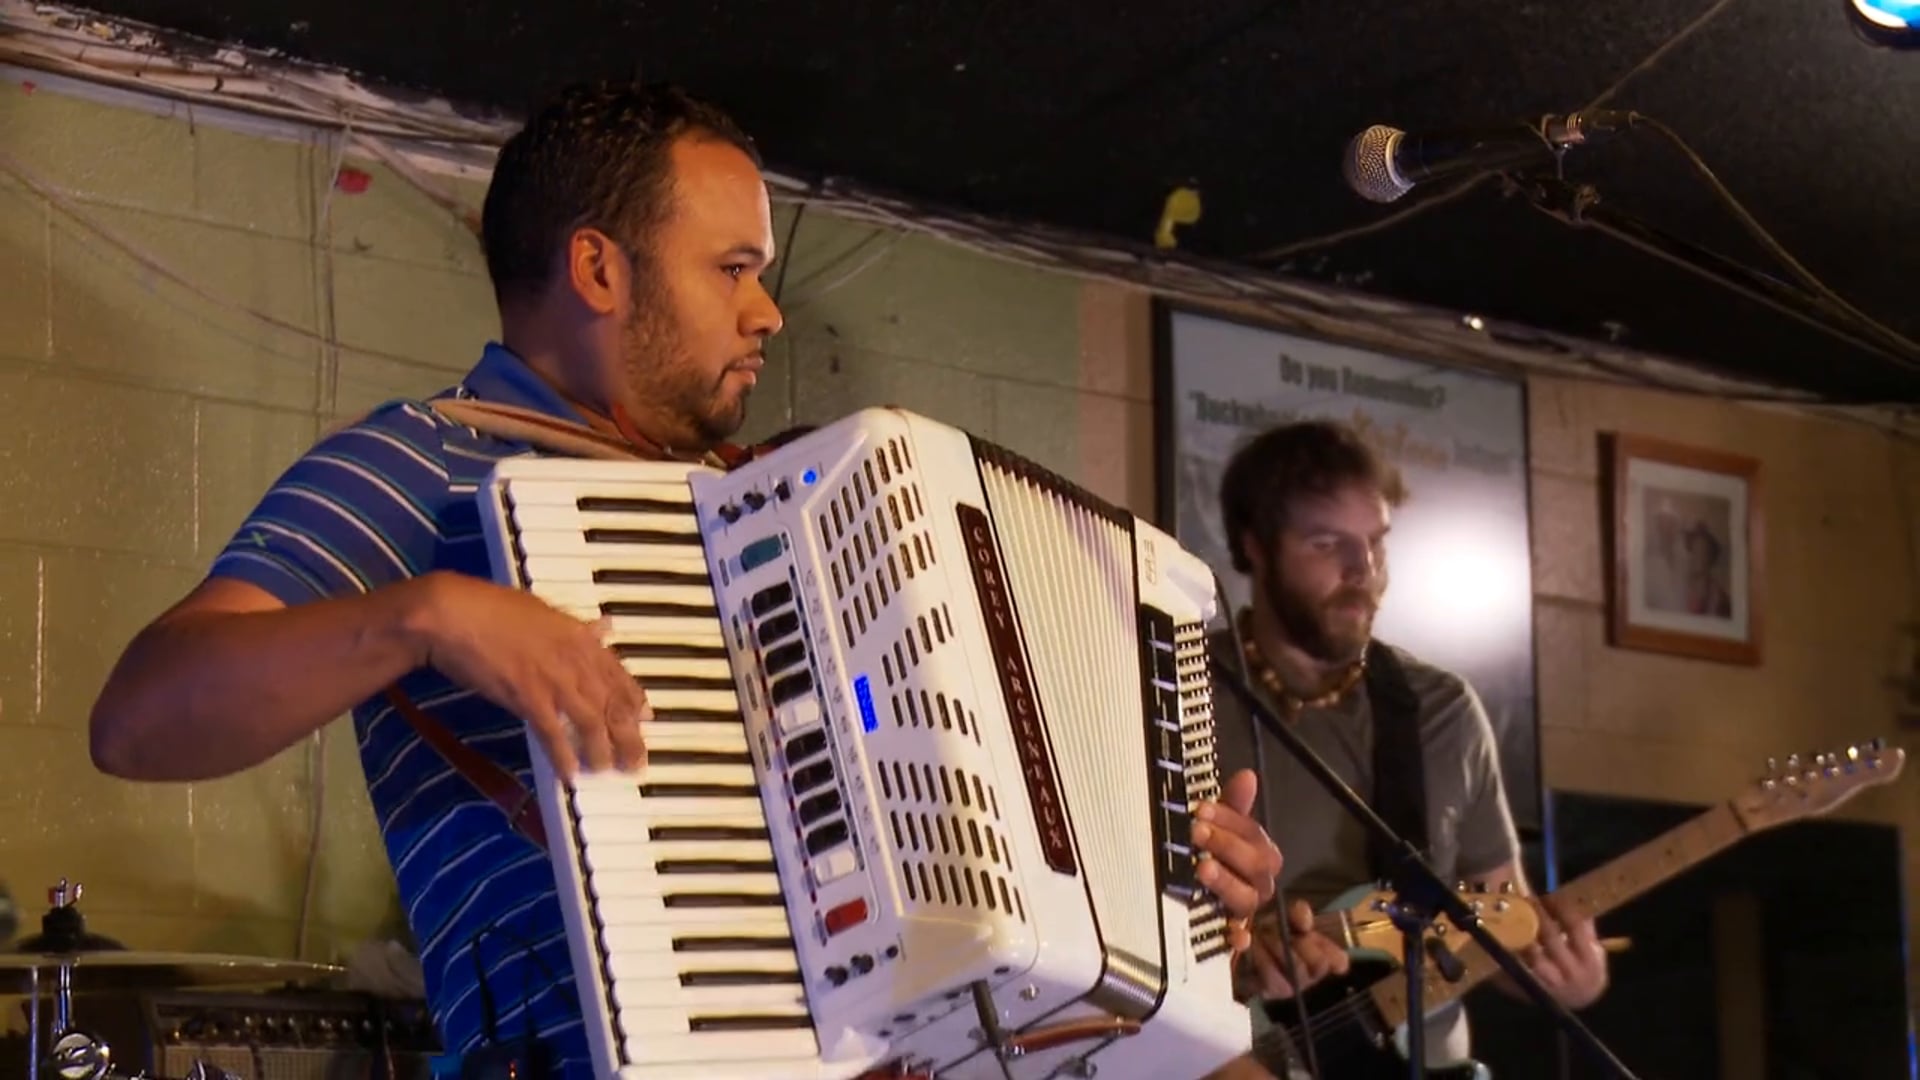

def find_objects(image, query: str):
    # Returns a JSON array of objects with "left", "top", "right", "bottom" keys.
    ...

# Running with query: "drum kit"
[{"left": 1, "top": 879, "right": 351, "bottom": 1080}]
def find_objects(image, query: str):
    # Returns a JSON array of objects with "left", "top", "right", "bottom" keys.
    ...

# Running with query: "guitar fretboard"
[{"left": 1371, "top": 800, "right": 1748, "bottom": 1026}]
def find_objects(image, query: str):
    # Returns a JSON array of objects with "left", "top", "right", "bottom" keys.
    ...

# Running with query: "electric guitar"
[{"left": 1246, "top": 738, "right": 1906, "bottom": 1080}]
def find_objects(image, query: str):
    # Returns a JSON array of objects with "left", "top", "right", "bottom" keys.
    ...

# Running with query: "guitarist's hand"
[
  {"left": 1194, "top": 768, "right": 1285, "bottom": 949},
  {"left": 1238, "top": 899, "right": 1349, "bottom": 1000},
  {"left": 1520, "top": 893, "right": 1609, "bottom": 1008}
]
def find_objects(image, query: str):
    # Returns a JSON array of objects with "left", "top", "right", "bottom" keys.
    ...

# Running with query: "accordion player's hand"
[
  {"left": 1192, "top": 767, "right": 1284, "bottom": 947},
  {"left": 407, "top": 571, "right": 651, "bottom": 778}
]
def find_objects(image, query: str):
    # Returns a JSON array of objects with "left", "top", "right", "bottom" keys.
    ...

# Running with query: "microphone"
[{"left": 1342, "top": 109, "right": 1638, "bottom": 204}]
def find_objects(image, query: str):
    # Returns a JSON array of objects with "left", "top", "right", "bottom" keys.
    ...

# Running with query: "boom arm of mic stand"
[
  {"left": 1207, "top": 653, "right": 1642, "bottom": 1080},
  {"left": 1503, "top": 173, "right": 1920, "bottom": 369}
]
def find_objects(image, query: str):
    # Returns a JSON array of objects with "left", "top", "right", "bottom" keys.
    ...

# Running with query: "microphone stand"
[
  {"left": 1501, "top": 172, "right": 1920, "bottom": 371},
  {"left": 1207, "top": 654, "right": 1641, "bottom": 1080}
]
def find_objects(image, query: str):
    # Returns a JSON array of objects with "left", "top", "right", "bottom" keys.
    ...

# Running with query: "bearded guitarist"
[{"left": 1210, "top": 420, "right": 1610, "bottom": 1078}]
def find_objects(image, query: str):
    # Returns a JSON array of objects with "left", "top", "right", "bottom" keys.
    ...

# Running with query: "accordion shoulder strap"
[
  {"left": 379, "top": 398, "right": 708, "bottom": 853},
  {"left": 374, "top": 395, "right": 787, "bottom": 849}
]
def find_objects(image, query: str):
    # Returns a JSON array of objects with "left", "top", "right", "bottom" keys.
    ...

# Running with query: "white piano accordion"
[{"left": 476, "top": 407, "right": 1248, "bottom": 1080}]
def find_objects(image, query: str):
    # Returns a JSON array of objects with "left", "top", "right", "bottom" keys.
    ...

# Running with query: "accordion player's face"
[{"left": 604, "top": 137, "right": 785, "bottom": 448}]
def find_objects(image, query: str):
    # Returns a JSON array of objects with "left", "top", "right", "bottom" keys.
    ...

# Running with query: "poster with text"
[{"left": 1158, "top": 304, "right": 1540, "bottom": 830}]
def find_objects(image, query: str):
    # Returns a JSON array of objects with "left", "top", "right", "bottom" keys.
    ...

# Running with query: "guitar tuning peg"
[
  {"left": 1766, "top": 756, "right": 1779, "bottom": 776},
  {"left": 1471, "top": 880, "right": 1488, "bottom": 894},
  {"left": 1847, "top": 744, "right": 1863, "bottom": 762},
  {"left": 1869, "top": 736, "right": 1887, "bottom": 753},
  {"left": 1500, "top": 881, "right": 1517, "bottom": 894},
  {"left": 1787, "top": 753, "right": 1802, "bottom": 769}
]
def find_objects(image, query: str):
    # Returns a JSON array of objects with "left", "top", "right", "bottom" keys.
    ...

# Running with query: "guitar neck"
[{"left": 1370, "top": 800, "right": 1749, "bottom": 1027}]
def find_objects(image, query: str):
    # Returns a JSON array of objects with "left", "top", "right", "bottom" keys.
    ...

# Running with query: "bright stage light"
[{"left": 1849, "top": 0, "right": 1920, "bottom": 46}]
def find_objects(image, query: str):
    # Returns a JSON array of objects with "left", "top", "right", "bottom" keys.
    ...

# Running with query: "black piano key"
[
  {"left": 655, "top": 859, "right": 778, "bottom": 874},
  {"left": 578, "top": 496, "right": 694, "bottom": 515},
  {"left": 649, "top": 825, "right": 770, "bottom": 842},
  {"left": 603, "top": 601, "right": 719, "bottom": 619},
  {"left": 584, "top": 527, "right": 700, "bottom": 546},
  {"left": 662, "top": 891, "right": 784, "bottom": 909},
  {"left": 592, "top": 567, "right": 712, "bottom": 587},
  {"left": 646, "top": 749, "right": 753, "bottom": 767},
  {"left": 637, "top": 783, "right": 761, "bottom": 799},
  {"left": 672, "top": 935, "right": 794, "bottom": 953},
  {"left": 616, "top": 669, "right": 736, "bottom": 692},
  {"left": 688, "top": 1015, "right": 814, "bottom": 1033},
  {"left": 679, "top": 970, "right": 804, "bottom": 987},
  {"left": 598, "top": 638, "right": 728, "bottom": 660},
  {"left": 647, "top": 708, "right": 744, "bottom": 725}
]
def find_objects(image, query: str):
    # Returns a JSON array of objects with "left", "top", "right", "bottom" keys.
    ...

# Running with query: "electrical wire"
[
  {"left": 3, "top": 0, "right": 1914, "bottom": 426},
  {"left": 1243, "top": 0, "right": 1743, "bottom": 264}
]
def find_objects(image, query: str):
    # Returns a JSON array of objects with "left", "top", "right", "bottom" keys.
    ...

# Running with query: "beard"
[
  {"left": 1264, "top": 571, "right": 1377, "bottom": 665},
  {"left": 619, "top": 280, "right": 753, "bottom": 448}
]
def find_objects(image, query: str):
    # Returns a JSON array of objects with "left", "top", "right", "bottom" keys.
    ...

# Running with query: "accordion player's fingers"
[
  {"left": 590, "top": 614, "right": 650, "bottom": 771},
  {"left": 524, "top": 698, "right": 581, "bottom": 781},
  {"left": 556, "top": 672, "right": 621, "bottom": 774}
]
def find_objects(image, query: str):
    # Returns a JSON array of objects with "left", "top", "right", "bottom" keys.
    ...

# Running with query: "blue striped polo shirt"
[{"left": 209, "top": 343, "right": 599, "bottom": 1076}]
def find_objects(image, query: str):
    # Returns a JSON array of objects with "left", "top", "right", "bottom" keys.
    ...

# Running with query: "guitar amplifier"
[{"left": 141, "top": 991, "right": 440, "bottom": 1080}]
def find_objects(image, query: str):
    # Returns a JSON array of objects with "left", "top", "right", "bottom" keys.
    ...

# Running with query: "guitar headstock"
[{"left": 1731, "top": 738, "right": 1906, "bottom": 833}]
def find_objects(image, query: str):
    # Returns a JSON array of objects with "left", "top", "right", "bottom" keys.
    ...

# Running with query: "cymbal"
[{"left": 0, "top": 951, "right": 344, "bottom": 995}]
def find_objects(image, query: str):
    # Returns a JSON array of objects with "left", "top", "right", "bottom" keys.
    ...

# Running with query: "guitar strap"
[{"left": 1361, "top": 639, "right": 1431, "bottom": 880}]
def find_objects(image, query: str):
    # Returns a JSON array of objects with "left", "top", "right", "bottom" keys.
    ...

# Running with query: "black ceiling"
[{"left": 62, "top": 1, "right": 1920, "bottom": 403}]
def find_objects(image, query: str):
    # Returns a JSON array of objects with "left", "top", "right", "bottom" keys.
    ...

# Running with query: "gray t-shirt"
[{"left": 1210, "top": 630, "right": 1520, "bottom": 1070}]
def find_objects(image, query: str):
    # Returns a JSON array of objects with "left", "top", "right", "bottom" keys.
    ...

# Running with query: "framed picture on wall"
[{"left": 1608, "top": 433, "right": 1764, "bottom": 665}]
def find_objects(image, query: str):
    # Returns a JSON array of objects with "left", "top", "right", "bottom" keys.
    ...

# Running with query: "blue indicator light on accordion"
[
  {"left": 853, "top": 674, "right": 878, "bottom": 733},
  {"left": 802, "top": 468, "right": 819, "bottom": 486}
]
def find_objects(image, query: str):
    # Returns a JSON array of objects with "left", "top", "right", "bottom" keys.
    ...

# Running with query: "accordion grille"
[
  {"left": 974, "top": 455, "right": 1166, "bottom": 983},
  {"left": 814, "top": 434, "right": 937, "bottom": 653}
]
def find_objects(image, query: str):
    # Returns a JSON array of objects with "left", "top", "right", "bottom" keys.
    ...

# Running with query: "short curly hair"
[
  {"left": 481, "top": 79, "right": 761, "bottom": 303},
  {"left": 1218, "top": 419, "right": 1408, "bottom": 573}
]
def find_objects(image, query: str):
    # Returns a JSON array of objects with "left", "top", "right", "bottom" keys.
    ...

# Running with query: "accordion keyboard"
[{"left": 479, "top": 461, "right": 868, "bottom": 1079}]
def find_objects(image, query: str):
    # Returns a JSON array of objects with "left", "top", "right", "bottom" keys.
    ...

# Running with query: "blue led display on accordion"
[{"left": 853, "top": 674, "right": 878, "bottom": 733}]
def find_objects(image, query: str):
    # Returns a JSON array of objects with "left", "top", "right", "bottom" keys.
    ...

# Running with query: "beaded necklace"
[{"left": 1235, "top": 606, "right": 1365, "bottom": 720}]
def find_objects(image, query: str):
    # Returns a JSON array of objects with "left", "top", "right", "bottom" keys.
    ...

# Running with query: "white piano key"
[
  {"left": 630, "top": 723, "right": 748, "bottom": 753},
  {"left": 575, "top": 796, "right": 767, "bottom": 825},
  {"left": 636, "top": 688, "right": 744, "bottom": 714},
  {"left": 503, "top": 477, "right": 701, "bottom": 507},
  {"left": 604, "top": 615, "right": 727, "bottom": 645},
  {"left": 581, "top": 837, "right": 772, "bottom": 867},
  {"left": 608, "top": 948, "right": 799, "bottom": 983},
  {"left": 586, "top": 870, "right": 785, "bottom": 899},
  {"left": 612, "top": 985, "right": 808, "bottom": 1023},
  {"left": 597, "top": 904, "right": 792, "bottom": 932},
  {"left": 637, "top": 687, "right": 741, "bottom": 714},
  {"left": 587, "top": 914, "right": 791, "bottom": 949},
  {"left": 510, "top": 505, "right": 701, "bottom": 535},
  {"left": 517, "top": 531, "right": 708, "bottom": 561},
  {"left": 620, "top": 655, "right": 735, "bottom": 682},
  {"left": 617, "top": 1030, "right": 825, "bottom": 1071},
  {"left": 572, "top": 763, "right": 757, "bottom": 797},
  {"left": 527, "top": 569, "right": 717, "bottom": 601}
]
